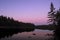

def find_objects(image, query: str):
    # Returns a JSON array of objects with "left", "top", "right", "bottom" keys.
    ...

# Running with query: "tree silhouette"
[
  {"left": 48, "top": 3, "right": 60, "bottom": 40},
  {"left": 55, "top": 9, "right": 60, "bottom": 24},
  {"left": 0, "top": 15, "right": 35, "bottom": 30},
  {"left": 48, "top": 2, "right": 56, "bottom": 25},
  {"left": 54, "top": 8, "right": 60, "bottom": 40}
]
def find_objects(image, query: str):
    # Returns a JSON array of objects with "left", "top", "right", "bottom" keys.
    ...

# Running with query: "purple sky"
[{"left": 0, "top": 0, "right": 60, "bottom": 25}]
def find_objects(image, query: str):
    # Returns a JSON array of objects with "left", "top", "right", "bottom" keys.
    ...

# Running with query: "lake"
[{"left": 0, "top": 29, "right": 54, "bottom": 40}]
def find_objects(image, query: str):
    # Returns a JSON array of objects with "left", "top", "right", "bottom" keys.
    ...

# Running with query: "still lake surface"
[{"left": 0, "top": 29, "right": 54, "bottom": 40}]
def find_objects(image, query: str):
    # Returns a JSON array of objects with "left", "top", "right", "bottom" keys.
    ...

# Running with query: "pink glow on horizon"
[{"left": 14, "top": 17, "right": 48, "bottom": 25}]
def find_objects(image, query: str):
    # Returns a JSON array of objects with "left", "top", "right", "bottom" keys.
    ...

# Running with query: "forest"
[{"left": 0, "top": 15, "right": 35, "bottom": 32}]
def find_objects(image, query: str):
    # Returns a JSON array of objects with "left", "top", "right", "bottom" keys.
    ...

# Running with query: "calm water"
[{"left": 0, "top": 29, "right": 54, "bottom": 40}]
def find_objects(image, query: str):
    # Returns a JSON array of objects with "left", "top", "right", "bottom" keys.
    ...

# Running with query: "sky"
[{"left": 0, "top": 0, "right": 60, "bottom": 25}]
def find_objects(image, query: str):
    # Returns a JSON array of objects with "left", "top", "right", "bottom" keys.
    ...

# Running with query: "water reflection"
[
  {"left": 0, "top": 28, "right": 34, "bottom": 39},
  {"left": 0, "top": 31, "right": 18, "bottom": 39},
  {"left": 0, "top": 29, "right": 54, "bottom": 40}
]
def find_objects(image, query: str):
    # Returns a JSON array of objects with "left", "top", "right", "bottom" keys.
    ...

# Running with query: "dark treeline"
[
  {"left": 0, "top": 15, "right": 35, "bottom": 31},
  {"left": 35, "top": 25, "right": 56, "bottom": 30},
  {"left": 0, "top": 15, "right": 34, "bottom": 27}
]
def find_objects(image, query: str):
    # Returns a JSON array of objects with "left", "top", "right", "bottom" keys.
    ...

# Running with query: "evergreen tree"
[
  {"left": 54, "top": 9, "right": 60, "bottom": 40},
  {"left": 48, "top": 2, "right": 56, "bottom": 25},
  {"left": 48, "top": 3, "right": 60, "bottom": 40}
]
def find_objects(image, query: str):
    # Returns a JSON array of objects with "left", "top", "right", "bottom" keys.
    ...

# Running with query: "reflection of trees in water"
[
  {"left": 0, "top": 28, "right": 34, "bottom": 39},
  {"left": 0, "top": 32, "right": 17, "bottom": 38},
  {"left": 0, "top": 31, "right": 17, "bottom": 39}
]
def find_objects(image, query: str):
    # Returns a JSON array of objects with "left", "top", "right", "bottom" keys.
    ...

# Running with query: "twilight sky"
[{"left": 0, "top": 0, "right": 60, "bottom": 25}]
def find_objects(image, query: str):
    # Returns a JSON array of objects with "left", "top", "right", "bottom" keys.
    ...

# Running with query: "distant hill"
[{"left": 35, "top": 25, "right": 56, "bottom": 30}]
